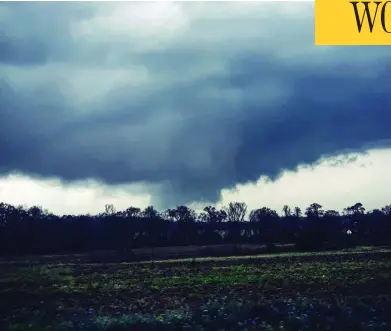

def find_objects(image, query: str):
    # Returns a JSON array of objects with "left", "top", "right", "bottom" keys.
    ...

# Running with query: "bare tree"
[
  {"left": 202, "top": 206, "right": 227, "bottom": 224},
  {"left": 282, "top": 205, "right": 291, "bottom": 217},
  {"left": 249, "top": 207, "right": 278, "bottom": 222},
  {"left": 104, "top": 204, "right": 116, "bottom": 215},
  {"left": 225, "top": 202, "right": 247, "bottom": 222},
  {"left": 294, "top": 207, "right": 302, "bottom": 218}
]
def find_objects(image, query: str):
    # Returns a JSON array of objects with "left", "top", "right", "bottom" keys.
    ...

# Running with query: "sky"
[{"left": 1, "top": 2, "right": 390, "bottom": 216}]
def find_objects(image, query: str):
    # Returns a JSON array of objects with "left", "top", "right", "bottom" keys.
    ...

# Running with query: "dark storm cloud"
[{"left": 1, "top": 2, "right": 390, "bottom": 208}]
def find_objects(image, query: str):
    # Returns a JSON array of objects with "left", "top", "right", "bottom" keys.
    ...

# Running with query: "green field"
[{"left": 1, "top": 247, "right": 391, "bottom": 331}]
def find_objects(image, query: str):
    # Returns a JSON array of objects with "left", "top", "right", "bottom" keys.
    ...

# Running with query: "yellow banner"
[{"left": 315, "top": 0, "right": 391, "bottom": 45}]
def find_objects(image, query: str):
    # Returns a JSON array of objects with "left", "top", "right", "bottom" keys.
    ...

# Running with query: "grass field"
[{"left": 1, "top": 247, "right": 391, "bottom": 330}]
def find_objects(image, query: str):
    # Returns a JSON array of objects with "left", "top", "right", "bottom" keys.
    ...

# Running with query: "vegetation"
[
  {"left": 0, "top": 201, "right": 390, "bottom": 257},
  {"left": 1, "top": 201, "right": 391, "bottom": 330}
]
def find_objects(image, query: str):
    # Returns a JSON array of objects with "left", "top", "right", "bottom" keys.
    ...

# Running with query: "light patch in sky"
[
  {"left": 72, "top": 2, "right": 189, "bottom": 52},
  {"left": 1, "top": 148, "right": 390, "bottom": 216},
  {"left": 0, "top": 176, "right": 153, "bottom": 216},
  {"left": 218, "top": 148, "right": 391, "bottom": 214},
  {"left": 2, "top": 65, "right": 151, "bottom": 107}
]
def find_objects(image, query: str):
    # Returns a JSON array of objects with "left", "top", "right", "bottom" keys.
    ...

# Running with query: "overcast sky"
[{"left": 1, "top": 2, "right": 390, "bottom": 215}]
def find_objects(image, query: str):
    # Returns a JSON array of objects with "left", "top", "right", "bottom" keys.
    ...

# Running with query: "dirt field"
[
  {"left": 1, "top": 247, "right": 391, "bottom": 330},
  {"left": 0, "top": 243, "right": 296, "bottom": 265}
]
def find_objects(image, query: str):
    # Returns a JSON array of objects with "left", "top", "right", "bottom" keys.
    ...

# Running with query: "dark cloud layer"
[{"left": 1, "top": 2, "right": 390, "bottom": 208}]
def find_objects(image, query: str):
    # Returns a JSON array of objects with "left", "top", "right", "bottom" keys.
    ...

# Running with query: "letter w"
[{"left": 350, "top": 1, "right": 382, "bottom": 32}]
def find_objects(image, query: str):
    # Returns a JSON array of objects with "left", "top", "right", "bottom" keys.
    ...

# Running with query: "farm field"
[
  {"left": 1, "top": 247, "right": 391, "bottom": 331},
  {"left": 0, "top": 244, "right": 297, "bottom": 265}
]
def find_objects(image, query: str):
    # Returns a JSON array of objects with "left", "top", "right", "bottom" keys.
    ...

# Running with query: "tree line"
[{"left": 0, "top": 201, "right": 390, "bottom": 256}]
